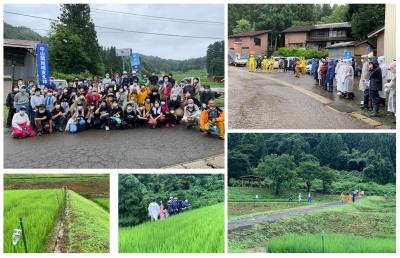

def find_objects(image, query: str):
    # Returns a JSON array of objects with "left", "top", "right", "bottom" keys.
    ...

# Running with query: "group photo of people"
[
  {"left": 6, "top": 71, "right": 225, "bottom": 140},
  {"left": 147, "top": 197, "right": 190, "bottom": 221}
]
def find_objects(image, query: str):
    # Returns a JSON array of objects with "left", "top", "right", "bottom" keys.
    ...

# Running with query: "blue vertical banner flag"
[
  {"left": 131, "top": 53, "right": 141, "bottom": 70},
  {"left": 36, "top": 43, "right": 50, "bottom": 85}
]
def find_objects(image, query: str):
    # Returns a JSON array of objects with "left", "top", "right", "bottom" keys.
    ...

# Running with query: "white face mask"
[
  {"left": 139, "top": 106, "right": 144, "bottom": 110},
  {"left": 188, "top": 103, "right": 194, "bottom": 107},
  {"left": 161, "top": 101, "right": 166, "bottom": 105},
  {"left": 113, "top": 103, "right": 118, "bottom": 108},
  {"left": 35, "top": 92, "right": 40, "bottom": 96},
  {"left": 14, "top": 88, "right": 19, "bottom": 92},
  {"left": 20, "top": 111, "right": 26, "bottom": 116},
  {"left": 55, "top": 105, "right": 61, "bottom": 109},
  {"left": 154, "top": 104, "right": 160, "bottom": 107},
  {"left": 127, "top": 108, "right": 133, "bottom": 112}
]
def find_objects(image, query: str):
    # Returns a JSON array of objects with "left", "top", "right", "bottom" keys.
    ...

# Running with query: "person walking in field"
[
  {"left": 340, "top": 192, "right": 345, "bottom": 204},
  {"left": 307, "top": 192, "right": 312, "bottom": 203},
  {"left": 298, "top": 192, "right": 302, "bottom": 204},
  {"left": 148, "top": 199, "right": 161, "bottom": 221},
  {"left": 347, "top": 193, "right": 352, "bottom": 204},
  {"left": 352, "top": 191, "right": 356, "bottom": 203},
  {"left": 159, "top": 202, "right": 166, "bottom": 220}
]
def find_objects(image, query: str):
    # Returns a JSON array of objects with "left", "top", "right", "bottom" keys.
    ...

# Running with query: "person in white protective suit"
[
  {"left": 378, "top": 56, "right": 387, "bottom": 100},
  {"left": 335, "top": 60, "right": 345, "bottom": 95},
  {"left": 359, "top": 56, "right": 370, "bottom": 106},
  {"left": 342, "top": 59, "right": 354, "bottom": 99},
  {"left": 385, "top": 60, "right": 396, "bottom": 118},
  {"left": 317, "top": 59, "right": 323, "bottom": 85},
  {"left": 148, "top": 199, "right": 161, "bottom": 222}
]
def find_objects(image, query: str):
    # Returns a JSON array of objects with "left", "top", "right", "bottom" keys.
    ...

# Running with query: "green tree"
[
  {"left": 256, "top": 154, "right": 296, "bottom": 195},
  {"left": 320, "top": 5, "right": 349, "bottom": 24},
  {"left": 319, "top": 167, "right": 336, "bottom": 193},
  {"left": 349, "top": 4, "right": 385, "bottom": 40},
  {"left": 232, "top": 19, "right": 251, "bottom": 34},
  {"left": 296, "top": 161, "right": 322, "bottom": 193},
  {"left": 228, "top": 150, "right": 250, "bottom": 179}
]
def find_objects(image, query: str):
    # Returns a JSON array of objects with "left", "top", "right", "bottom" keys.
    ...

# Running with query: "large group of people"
[
  {"left": 147, "top": 197, "right": 190, "bottom": 221},
  {"left": 6, "top": 71, "right": 225, "bottom": 140},
  {"left": 246, "top": 54, "right": 396, "bottom": 119}
]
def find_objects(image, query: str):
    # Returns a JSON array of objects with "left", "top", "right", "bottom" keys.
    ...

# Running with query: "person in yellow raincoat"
[
  {"left": 269, "top": 56, "right": 275, "bottom": 72},
  {"left": 248, "top": 55, "right": 256, "bottom": 72},
  {"left": 295, "top": 58, "right": 302, "bottom": 77},
  {"left": 199, "top": 99, "right": 224, "bottom": 140},
  {"left": 262, "top": 56, "right": 268, "bottom": 73},
  {"left": 347, "top": 193, "right": 352, "bottom": 203},
  {"left": 302, "top": 58, "right": 307, "bottom": 74},
  {"left": 340, "top": 192, "right": 345, "bottom": 204}
]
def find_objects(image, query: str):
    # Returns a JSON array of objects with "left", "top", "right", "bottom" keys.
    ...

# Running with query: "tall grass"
[
  {"left": 3, "top": 189, "right": 64, "bottom": 253},
  {"left": 119, "top": 203, "right": 224, "bottom": 253},
  {"left": 67, "top": 191, "right": 109, "bottom": 253},
  {"left": 267, "top": 233, "right": 396, "bottom": 253}
]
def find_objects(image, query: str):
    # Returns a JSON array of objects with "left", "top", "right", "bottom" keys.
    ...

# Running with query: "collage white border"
[{"left": 0, "top": 0, "right": 398, "bottom": 257}]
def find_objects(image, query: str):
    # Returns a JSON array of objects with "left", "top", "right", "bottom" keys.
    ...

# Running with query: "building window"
[
  {"left": 254, "top": 37, "right": 261, "bottom": 46},
  {"left": 234, "top": 38, "right": 242, "bottom": 43}
]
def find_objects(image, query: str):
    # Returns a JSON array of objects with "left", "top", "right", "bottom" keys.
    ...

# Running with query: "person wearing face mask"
[
  {"left": 160, "top": 100, "right": 175, "bottom": 128},
  {"left": 34, "top": 104, "right": 53, "bottom": 136},
  {"left": 128, "top": 87, "right": 138, "bottom": 103},
  {"left": 137, "top": 84, "right": 150, "bottom": 105},
  {"left": 159, "top": 75, "right": 172, "bottom": 101},
  {"left": 86, "top": 87, "right": 101, "bottom": 106},
  {"left": 51, "top": 102, "right": 67, "bottom": 132},
  {"left": 144, "top": 97, "right": 152, "bottom": 113},
  {"left": 11, "top": 106, "right": 36, "bottom": 138},
  {"left": 199, "top": 99, "right": 224, "bottom": 140},
  {"left": 200, "top": 85, "right": 215, "bottom": 108},
  {"left": 182, "top": 79, "right": 196, "bottom": 100},
  {"left": 136, "top": 104, "right": 149, "bottom": 127},
  {"left": 74, "top": 102, "right": 87, "bottom": 130},
  {"left": 94, "top": 100, "right": 110, "bottom": 130},
  {"left": 130, "top": 70, "right": 139, "bottom": 85},
  {"left": 148, "top": 100, "right": 165, "bottom": 128},
  {"left": 123, "top": 104, "right": 138, "bottom": 128},
  {"left": 114, "top": 72, "right": 122, "bottom": 86},
  {"left": 14, "top": 85, "right": 30, "bottom": 113},
  {"left": 150, "top": 88, "right": 160, "bottom": 104},
  {"left": 378, "top": 56, "right": 388, "bottom": 103},
  {"left": 103, "top": 73, "right": 112, "bottom": 85},
  {"left": 6, "top": 86, "right": 19, "bottom": 127},
  {"left": 366, "top": 57, "right": 383, "bottom": 117},
  {"left": 149, "top": 72, "right": 159, "bottom": 88},
  {"left": 168, "top": 95, "right": 183, "bottom": 120},
  {"left": 116, "top": 86, "right": 128, "bottom": 108},
  {"left": 59, "top": 87, "right": 70, "bottom": 113},
  {"left": 171, "top": 82, "right": 183, "bottom": 100},
  {"left": 109, "top": 100, "right": 123, "bottom": 129},
  {"left": 182, "top": 98, "right": 201, "bottom": 128},
  {"left": 26, "top": 80, "right": 35, "bottom": 93},
  {"left": 30, "top": 88, "right": 45, "bottom": 123},
  {"left": 69, "top": 94, "right": 87, "bottom": 115},
  {"left": 65, "top": 113, "right": 81, "bottom": 134},
  {"left": 44, "top": 88, "right": 57, "bottom": 112},
  {"left": 85, "top": 104, "right": 97, "bottom": 128},
  {"left": 192, "top": 77, "right": 201, "bottom": 96}
]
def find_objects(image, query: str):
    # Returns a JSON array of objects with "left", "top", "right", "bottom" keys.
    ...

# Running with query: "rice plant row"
[{"left": 119, "top": 203, "right": 225, "bottom": 253}]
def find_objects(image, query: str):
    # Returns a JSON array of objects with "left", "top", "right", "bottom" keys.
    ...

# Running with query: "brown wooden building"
[{"left": 228, "top": 30, "right": 271, "bottom": 56}]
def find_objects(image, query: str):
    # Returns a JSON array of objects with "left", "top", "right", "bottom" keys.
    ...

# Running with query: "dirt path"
[{"left": 228, "top": 201, "right": 343, "bottom": 232}]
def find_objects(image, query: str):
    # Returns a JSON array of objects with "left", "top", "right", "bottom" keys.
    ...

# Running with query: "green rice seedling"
[
  {"left": 91, "top": 197, "right": 110, "bottom": 211},
  {"left": 67, "top": 191, "right": 109, "bottom": 253},
  {"left": 3, "top": 189, "right": 64, "bottom": 253},
  {"left": 267, "top": 233, "right": 396, "bottom": 253},
  {"left": 119, "top": 203, "right": 224, "bottom": 253}
]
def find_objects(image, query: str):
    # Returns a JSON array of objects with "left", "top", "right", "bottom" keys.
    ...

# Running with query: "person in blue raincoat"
[
  {"left": 326, "top": 59, "right": 336, "bottom": 92},
  {"left": 311, "top": 58, "right": 319, "bottom": 85}
]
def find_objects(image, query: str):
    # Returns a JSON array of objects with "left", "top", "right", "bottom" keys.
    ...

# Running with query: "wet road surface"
[
  {"left": 4, "top": 125, "right": 224, "bottom": 169},
  {"left": 228, "top": 66, "right": 372, "bottom": 129}
]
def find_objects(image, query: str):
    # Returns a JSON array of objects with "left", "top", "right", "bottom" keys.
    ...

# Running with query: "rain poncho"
[
  {"left": 326, "top": 59, "right": 336, "bottom": 86},
  {"left": 378, "top": 56, "right": 387, "bottom": 99},
  {"left": 343, "top": 59, "right": 354, "bottom": 93},
  {"left": 148, "top": 202, "right": 160, "bottom": 220},
  {"left": 335, "top": 60, "right": 345, "bottom": 92},
  {"left": 386, "top": 61, "right": 396, "bottom": 114},
  {"left": 359, "top": 58, "right": 369, "bottom": 91}
]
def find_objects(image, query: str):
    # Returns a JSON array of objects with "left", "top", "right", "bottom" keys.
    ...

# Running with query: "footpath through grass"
[
  {"left": 3, "top": 189, "right": 64, "bottom": 253},
  {"left": 67, "top": 191, "right": 109, "bottom": 253},
  {"left": 229, "top": 196, "right": 396, "bottom": 253},
  {"left": 119, "top": 203, "right": 224, "bottom": 253}
]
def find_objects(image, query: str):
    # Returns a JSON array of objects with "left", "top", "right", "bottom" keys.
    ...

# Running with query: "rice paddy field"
[
  {"left": 3, "top": 189, "right": 65, "bottom": 253},
  {"left": 119, "top": 203, "right": 225, "bottom": 253},
  {"left": 228, "top": 196, "right": 396, "bottom": 253},
  {"left": 3, "top": 174, "right": 110, "bottom": 253},
  {"left": 67, "top": 191, "right": 109, "bottom": 253}
]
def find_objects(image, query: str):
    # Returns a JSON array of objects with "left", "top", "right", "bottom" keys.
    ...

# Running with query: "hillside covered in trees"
[
  {"left": 228, "top": 134, "right": 395, "bottom": 195},
  {"left": 119, "top": 174, "right": 224, "bottom": 227}
]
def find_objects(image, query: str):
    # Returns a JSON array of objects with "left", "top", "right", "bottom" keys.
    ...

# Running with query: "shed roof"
[
  {"left": 367, "top": 26, "right": 385, "bottom": 38},
  {"left": 283, "top": 22, "right": 351, "bottom": 33},
  {"left": 228, "top": 30, "right": 271, "bottom": 38},
  {"left": 4, "top": 38, "right": 40, "bottom": 49},
  {"left": 326, "top": 40, "right": 374, "bottom": 49}
]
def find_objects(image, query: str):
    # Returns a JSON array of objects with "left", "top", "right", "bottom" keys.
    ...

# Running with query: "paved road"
[
  {"left": 228, "top": 66, "right": 372, "bottom": 129},
  {"left": 228, "top": 201, "right": 342, "bottom": 232},
  {"left": 4, "top": 125, "right": 224, "bottom": 169}
]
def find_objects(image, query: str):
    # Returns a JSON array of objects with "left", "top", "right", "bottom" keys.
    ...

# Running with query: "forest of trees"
[
  {"left": 228, "top": 4, "right": 385, "bottom": 51},
  {"left": 119, "top": 174, "right": 224, "bottom": 227},
  {"left": 5, "top": 4, "right": 222, "bottom": 78},
  {"left": 228, "top": 134, "right": 395, "bottom": 195}
]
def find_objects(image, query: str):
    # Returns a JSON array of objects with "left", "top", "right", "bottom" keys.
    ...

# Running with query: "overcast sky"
[{"left": 4, "top": 4, "right": 224, "bottom": 60}]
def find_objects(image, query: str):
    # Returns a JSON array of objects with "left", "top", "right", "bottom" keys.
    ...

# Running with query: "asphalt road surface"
[
  {"left": 228, "top": 200, "right": 342, "bottom": 232},
  {"left": 228, "top": 66, "right": 372, "bottom": 129},
  {"left": 4, "top": 125, "right": 224, "bottom": 169}
]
